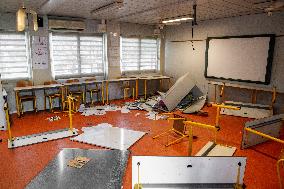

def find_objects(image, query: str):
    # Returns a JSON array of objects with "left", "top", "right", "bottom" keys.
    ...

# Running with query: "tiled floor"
[{"left": 0, "top": 100, "right": 283, "bottom": 189}]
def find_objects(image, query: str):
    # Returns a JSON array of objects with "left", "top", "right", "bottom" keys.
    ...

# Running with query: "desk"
[
  {"left": 104, "top": 78, "right": 137, "bottom": 104},
  {"left": 138, "top": 75, "right": 171, "bottom": 99},
  {"left": 14, "top": 84, "right": 63, "bottom": 117}
]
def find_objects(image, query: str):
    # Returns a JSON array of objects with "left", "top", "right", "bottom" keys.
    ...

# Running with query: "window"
[
  {"left": 121, "top": 37, "right": 160, "bottom": 72},
  {"left": 50, "top": 33, "right": 105, "bottom": 78},
  {"left": 0, "top": 32, "right": 30, "bottom": 80}
]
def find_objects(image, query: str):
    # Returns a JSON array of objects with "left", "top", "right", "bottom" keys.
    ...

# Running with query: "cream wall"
[{"left": 164, "top": 12, "right": 284, "bottom": 113}]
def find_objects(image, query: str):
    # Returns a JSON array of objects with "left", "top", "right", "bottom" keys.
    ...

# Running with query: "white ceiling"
[{"left": 0, "top": 0, "right": 280, "bottom": 25}]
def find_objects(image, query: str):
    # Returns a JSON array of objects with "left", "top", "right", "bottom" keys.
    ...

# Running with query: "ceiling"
[{"left": 0, "top": 0, "right": 281, "bottom": 25}]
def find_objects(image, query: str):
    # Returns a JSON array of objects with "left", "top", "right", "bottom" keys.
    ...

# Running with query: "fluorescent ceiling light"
[
  {"left": 162, "top": 17, "right": 193, "bottom": 24},
  {"left": 91, "top": 0, "right": 123, "bottom": 15}
]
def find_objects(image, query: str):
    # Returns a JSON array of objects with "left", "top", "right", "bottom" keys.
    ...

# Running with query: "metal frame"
[
  {"left": 5, "top": 95, "right": 78, "bottom": 149},
  {"left": 153, "top": 113, "right": 188, "bottom": 147},
  {"left": 184, "top": 104, "right": 239, "bottom": 156},
  {"left": 241, "top": 114, "right": 284, "bottom": 149}
]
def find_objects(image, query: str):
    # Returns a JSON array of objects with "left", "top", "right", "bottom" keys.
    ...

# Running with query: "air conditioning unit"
[{"left": 48, "top": 19, "right": 85, "bottom": 31}]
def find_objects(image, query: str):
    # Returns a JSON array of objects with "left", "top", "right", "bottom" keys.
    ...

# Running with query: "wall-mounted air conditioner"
[{"left": 48, "top": 19, "right": 85, "bottom": 31}]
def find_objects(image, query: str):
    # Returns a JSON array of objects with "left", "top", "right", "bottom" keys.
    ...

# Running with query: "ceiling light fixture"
[
  {"left": 16, "top": 1, "right": 38, "bottom": 32},
  {"left": 91, "top": 0, "right": 124, "bottom": 15},
  {"left": 162, "top": 16, "right": 193, "bottom": 24}
]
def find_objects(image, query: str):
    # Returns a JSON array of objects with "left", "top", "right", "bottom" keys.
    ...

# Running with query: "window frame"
[
  {"left": 120, "top": 36, "right": 160, "bottom": 74},
  {"left": 0, "top": 31, "right": 32, "bottom": 81},
  {"left": 50, "top": 32, "right": 106, "bottom": 79}
]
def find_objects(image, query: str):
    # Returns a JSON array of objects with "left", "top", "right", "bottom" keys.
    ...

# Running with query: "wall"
[
  {"left": 0, "top": 13, "right": 157, "bottom": 113},
  {"left": 164, "top": 12, "right": 284, "bottom": 113}
]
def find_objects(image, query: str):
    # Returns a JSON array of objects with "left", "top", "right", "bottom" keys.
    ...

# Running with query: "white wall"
[{"left": 164, "top": 12, "right": 284, "bottom": 113}]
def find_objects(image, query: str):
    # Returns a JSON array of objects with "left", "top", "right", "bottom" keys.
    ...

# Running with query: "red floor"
[{"left": 0, "top": 100, "right": 283, "bottom": 189}]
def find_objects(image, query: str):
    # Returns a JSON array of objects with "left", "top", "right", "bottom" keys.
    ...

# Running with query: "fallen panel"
[
  {"left": 241, "top": 114, "right": 283, "bottom": 149},
  {"left": 26, "top": 148, "right": 129, "bottom": 189},
  {"left": 136, "top": 183, "right": 238, "bottom": 188},
  {"left": 195, "top": 141, "right": 236, "bottom": 156},
  {"left": 71, "top": 126, "right": 146, "bottom": 150},
  {"left": 221, "top": 101, "right": 273, "bottom": 119},
  {"left": 8, "top": 128, "right": 78, "bottom": 149},
  {"left": 161, "top": 73, "right": 196, "bottom": 111},
  {"left": 183, "top": 95, "right": 206, "bottom": 114},
  {"left": 132, "top": 156, "right": 246, "bottom": 188}
]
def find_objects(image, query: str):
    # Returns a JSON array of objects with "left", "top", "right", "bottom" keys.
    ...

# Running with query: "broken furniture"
[
  {"left": 71, "top": 123, "right": 146, "bottom": 150},
  {"left": 84, "top": 77, "right": 102, "bottom": 104},
  {"left": 26, "top": 148, "right": 129, "bottom": 189},
  {"left": 241, "top": 114, "right": 284, "bottom": 149},
  {"left": 241, "top": 115, "right": 284, "bottom": 189},
  {"left": 152, "top": 113, "right": 189, "bottom": 147},
  {"left": 209, "top": 81, "right": 276, "bottom": 119},
  {"left": 43, "top": 80, "right": 62, "bottom": 112},
  {"left": 184, "top": 120, "right": 236, "bottom": 156},
  {"left": 132, "top": 156, "right": 247, "bottom": 189},
  {"left": 183, "top": 104, "right": 239, "bottom": 156},
  {"left": 6, "top": 95, "right": 78, "bottom": 149},
  {"left": 15, "top": 80, "right": 37, "bottom": 116},
  {"left": 160, "top": 72, "right": 196, "bottom": 111}
]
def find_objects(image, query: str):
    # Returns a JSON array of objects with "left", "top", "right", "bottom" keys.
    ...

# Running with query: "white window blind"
[
  {"left": 50, "top": 33, "right": 104, "bottom": 78},
  {"left": 0, "top": 33, "right": 30, "bottom": 80},
  {"left": 121, "top": 37, "right": 159, "bottom": 72}
]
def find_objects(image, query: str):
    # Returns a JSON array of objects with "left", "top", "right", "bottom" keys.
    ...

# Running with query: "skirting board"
[
  {"left": 195, "top": 141, "right": 237, "bottom": 156},
  {"left": 132, "top": 156, "right": 247, "bottom": 188},
  {"left": 8, "top": 128, "right": 78, "bottom": 149},
  {"left": 241, "top": 114, "right": 283, "bottom": 149},
  {"left": 221, "top": 101, "right": 272, "bottom": 119}
]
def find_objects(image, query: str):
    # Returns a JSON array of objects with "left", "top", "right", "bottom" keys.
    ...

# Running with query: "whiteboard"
[{"left": 205, "top": 35, "right": 275, "bottom": 84}]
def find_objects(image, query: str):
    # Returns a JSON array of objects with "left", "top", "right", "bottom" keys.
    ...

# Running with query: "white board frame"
[{"left": 205, "top": 34, "right": 275, "bottom": 84}]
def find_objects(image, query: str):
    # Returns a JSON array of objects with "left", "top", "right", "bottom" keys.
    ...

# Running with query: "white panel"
[
  {"left": 195, "top": 141, "right": 236, "bottom": 156},
  {"left": 71, "top": 125, "right": 146, "bottom": 150},
  {"left": 221, "top": 101, "right": 273, "bottom": 119},
  {"left": 207, "top": 36, "right": 271, "bottom": 83},
  {"left": 132, "top": 156, "right": 247, "bottom": 188},
  {"left": 8, "top": 128, "right": 78, "bottom": 148}
]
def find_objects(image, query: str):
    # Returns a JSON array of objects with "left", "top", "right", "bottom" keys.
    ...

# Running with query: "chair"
[
  {"left": 65, "top": 79, "right": 84, "bottom": 104},
  {"left": 85, "top": 77, "right": 101, "bottom": 104},
  {"left": 120, "top": 78, "right": 135, "bottom": 100},
  {"left": 43, "top": 81, "right": 62, "bottom": 112},
  {"left": 16, "top": 80, "right": 37, "bottom": 115},
  {"left": 153, "top": 113, "right": 189, "bottom": 147}
]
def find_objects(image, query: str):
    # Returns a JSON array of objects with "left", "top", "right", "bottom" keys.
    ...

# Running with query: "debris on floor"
[
  {"left": 46, "top": 116, "right": 61, "bottom": 122},
  {"left": 67, "top": 156, "right": 91, "bottom": 168},
  {"left": 145, "top": 111, "right": 168, "bottom": 120},
  {"left": 80, "top": 105, "right": 131, "bottom": 116}
]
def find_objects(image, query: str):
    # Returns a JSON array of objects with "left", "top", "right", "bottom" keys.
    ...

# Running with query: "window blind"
[
  {"left": 50, "top": 33, "right": 104, "bottom": 78},
  {"left": 0, "top": 33, "right": 30, "bottom": 80},
  {"left": 121, "top": 37, "right": 159, "bottom": 72}
]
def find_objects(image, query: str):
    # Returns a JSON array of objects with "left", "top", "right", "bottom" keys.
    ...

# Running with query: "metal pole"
[{"left": 245, "top": 127, "right": 284, "bottom": 144}]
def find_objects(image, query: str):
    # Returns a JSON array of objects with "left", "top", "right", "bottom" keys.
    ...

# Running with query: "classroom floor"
[{"left": 0, "top": 100, "right": 283, "bottom": 189}]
